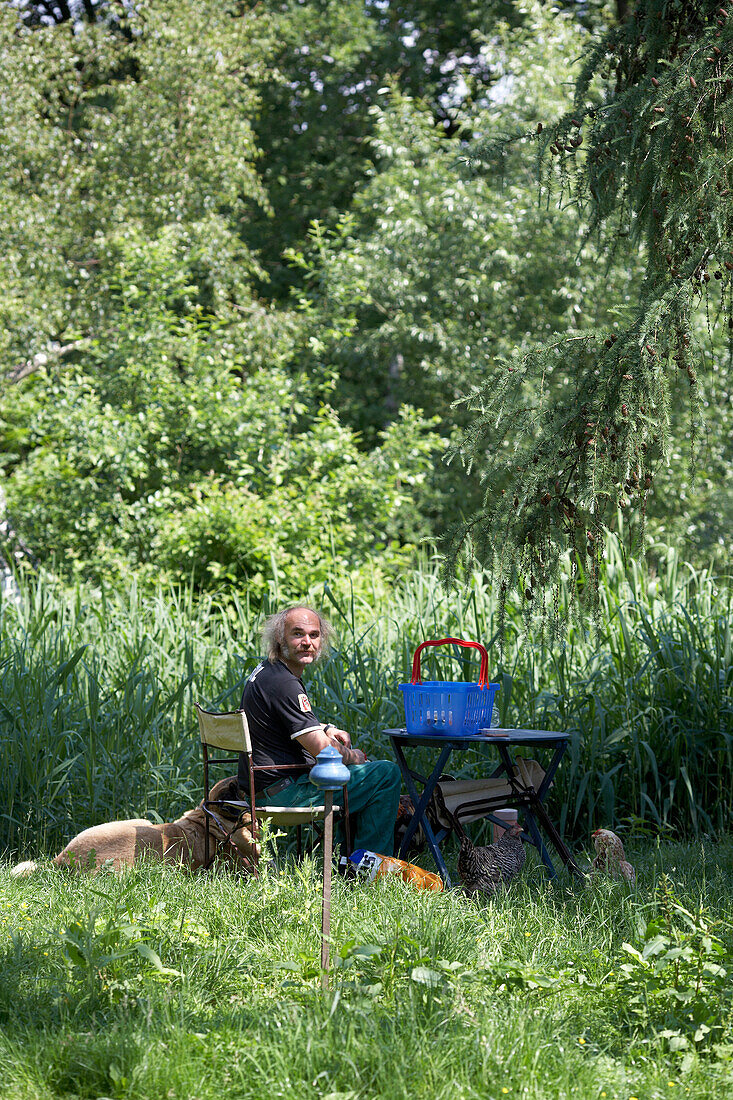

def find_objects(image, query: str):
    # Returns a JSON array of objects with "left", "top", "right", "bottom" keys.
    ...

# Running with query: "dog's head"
[
  {"left": 206, "top": 775, "right": 244, "bottom": 815},
  {"left": 176, "top": 776, "right": 244, "bottom": 836},
  {"left": 194, "top": 775, "right": 258, "bottom": 864}
]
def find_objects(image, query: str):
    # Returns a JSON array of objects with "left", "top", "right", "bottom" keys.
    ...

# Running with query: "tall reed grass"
[{"left": 1, "top": 536, "right": 730, "bottom": 856}]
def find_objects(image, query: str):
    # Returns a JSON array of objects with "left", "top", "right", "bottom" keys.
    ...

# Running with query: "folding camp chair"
[{"left": 194, "top": 703, "right": 350, "bottom": 874}]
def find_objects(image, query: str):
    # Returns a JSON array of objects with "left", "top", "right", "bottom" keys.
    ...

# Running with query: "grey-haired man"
[{"left": 238, "top": 605, "right": 401, "bottom": 855}]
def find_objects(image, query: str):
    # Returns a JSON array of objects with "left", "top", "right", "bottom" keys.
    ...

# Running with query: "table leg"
[
  {"left": 494, "top": 743, "right": 577, "bottom": 880},
  {"left": 528, "top": 796, "right": 581, "bottom": 875},
  {"left": 390, "top": 739, "right": 454, "bottom": 886},
  {"left": 521, "top": 808, "right": 558, "bottom": 879},
  {"left": 537, "top": 743, "right": 567, "bottom": 802},
  {"left": 419, "top": 811, "right": 453, "bottom": 885}
]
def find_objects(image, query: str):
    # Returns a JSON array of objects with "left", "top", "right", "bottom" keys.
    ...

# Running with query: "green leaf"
[
  {"left": 410, "top": 967, "right": 443, "bottom": 987},
  {"left": 134, "top": 942, "right": 180, "bottom": 977}
]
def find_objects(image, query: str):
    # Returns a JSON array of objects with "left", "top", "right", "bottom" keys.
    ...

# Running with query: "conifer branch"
[{"left": 445, "top": 0, "right": 733, "bottom": 625}]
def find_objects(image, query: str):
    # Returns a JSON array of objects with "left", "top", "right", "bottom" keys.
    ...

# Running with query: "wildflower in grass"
[{"left": 578, "top": 1037, "right": 586, "bottom": 1044}]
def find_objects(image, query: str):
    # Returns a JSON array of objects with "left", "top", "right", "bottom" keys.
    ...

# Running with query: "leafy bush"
[{"left": 611, "top": 877, "right": 733, "bottom": 1054}]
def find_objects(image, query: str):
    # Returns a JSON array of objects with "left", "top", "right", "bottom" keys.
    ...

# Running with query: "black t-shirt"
[{"left": 238, "top": 659, "right": 322, "bottom": 790}]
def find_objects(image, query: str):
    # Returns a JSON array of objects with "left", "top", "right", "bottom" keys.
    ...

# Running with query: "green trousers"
[{"left": 259, "top": 759, "right": 402, "bottom": 856}]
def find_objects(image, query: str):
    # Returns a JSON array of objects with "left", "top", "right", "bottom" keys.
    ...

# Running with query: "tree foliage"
[
  {"left": 287, "top": 6, "right": 644, "bottom": 533},
  {"left": 0, "top": 0, "right": 730, "bottom": 602},
  {"left": 445, "top": 0, "right": 733, "bottom": 614},
  {"left": 0, "top": 1, "right": 443, "bottom": 596},
  {"left": 238, "top": 0, "right": 517, "bottom": 298}
]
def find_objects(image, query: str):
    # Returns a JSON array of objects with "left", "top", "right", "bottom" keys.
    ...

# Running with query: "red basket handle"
[{"left": 411, "top": 637, "right": 489, "bottom": 688}]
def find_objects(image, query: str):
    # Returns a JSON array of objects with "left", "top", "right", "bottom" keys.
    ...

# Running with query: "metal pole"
[
  {"left": 320, "top": 789, "right": 334, "bottom": 989},
  {"left": 309, "top": 745, "right": 349, "bottom": 991}
]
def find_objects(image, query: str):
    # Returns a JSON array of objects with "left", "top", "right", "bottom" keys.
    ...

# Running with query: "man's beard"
[{"left": 281, "top": 642, "right": 320, "bottom": 664}]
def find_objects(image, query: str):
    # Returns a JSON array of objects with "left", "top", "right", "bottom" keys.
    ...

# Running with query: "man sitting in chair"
[{"left": 238, "top": 604, "right": 401, "bottom": 856}]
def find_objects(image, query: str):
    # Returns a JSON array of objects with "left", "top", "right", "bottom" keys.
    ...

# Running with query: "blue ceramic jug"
[{"left": 309, "top": 744, "right": 350, "bottom": 790}]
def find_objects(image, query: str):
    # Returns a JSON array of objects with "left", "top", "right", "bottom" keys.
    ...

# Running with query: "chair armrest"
[{"left": 249, "top": 763, "right": 311, "bottom": 775}]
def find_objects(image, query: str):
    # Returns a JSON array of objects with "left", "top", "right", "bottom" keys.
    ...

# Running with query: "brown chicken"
[
  {"left": 590, "top": 828, "right": 635, "bottom": 882},
  {"left": 456, "top": 821, "right": 526, "bottom": 897}
]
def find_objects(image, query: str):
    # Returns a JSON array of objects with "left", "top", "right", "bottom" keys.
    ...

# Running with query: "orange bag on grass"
[{"left": 341, "top": 849, "right": 443, "bottom": 892}]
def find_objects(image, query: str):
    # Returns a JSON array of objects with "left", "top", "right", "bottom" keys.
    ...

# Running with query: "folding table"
[{"left": 387, "top": 727, "right": 581, "bottom": 887}]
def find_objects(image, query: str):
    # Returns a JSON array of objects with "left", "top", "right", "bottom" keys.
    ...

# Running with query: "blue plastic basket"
[
  {"left": 400, "top": 679, "right": 500, "bottom": 736},
  {"left": 399, "top": 638, "right": 500, "bottom": 736}
]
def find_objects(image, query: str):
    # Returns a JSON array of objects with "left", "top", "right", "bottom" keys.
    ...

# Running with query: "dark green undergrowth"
[{"left": 1, "top": 836, "right": 732, "bottom": 1099}]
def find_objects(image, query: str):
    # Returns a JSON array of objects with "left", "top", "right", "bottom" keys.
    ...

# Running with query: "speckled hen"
[{"left": 456, "top": 821, "right": 526, "bottom": 897}]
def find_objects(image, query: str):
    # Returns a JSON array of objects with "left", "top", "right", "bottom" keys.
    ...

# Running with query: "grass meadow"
[
  {"left": 0, "top": 534, "right": 731, "bottom": 1097},
  {"left": 1, "top": 835, "right": 732, "bottom": 1100}
]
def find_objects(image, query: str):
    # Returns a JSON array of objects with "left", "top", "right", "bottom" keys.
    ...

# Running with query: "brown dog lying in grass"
[{"left": 11, "top": 776, "right": 256, "bottom": 876}]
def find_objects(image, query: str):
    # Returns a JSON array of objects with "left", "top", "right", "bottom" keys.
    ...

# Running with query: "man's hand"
[
  {"left": 325, "top": 726, "right": 366, "bottom": 765},
  {"left": 327, "top": 725, "right": 351, "bottom": 748},
  {"left": 297, "top": 726, "right": 364, "bottom": 765},
  {"left": 342, "top": 747, "right": 367, "bottom": 766}
]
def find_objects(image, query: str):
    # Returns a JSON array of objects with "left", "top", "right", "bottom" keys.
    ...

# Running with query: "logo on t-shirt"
[{"left": 297, "top": 694, "right": 312, "bottom": 713}]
